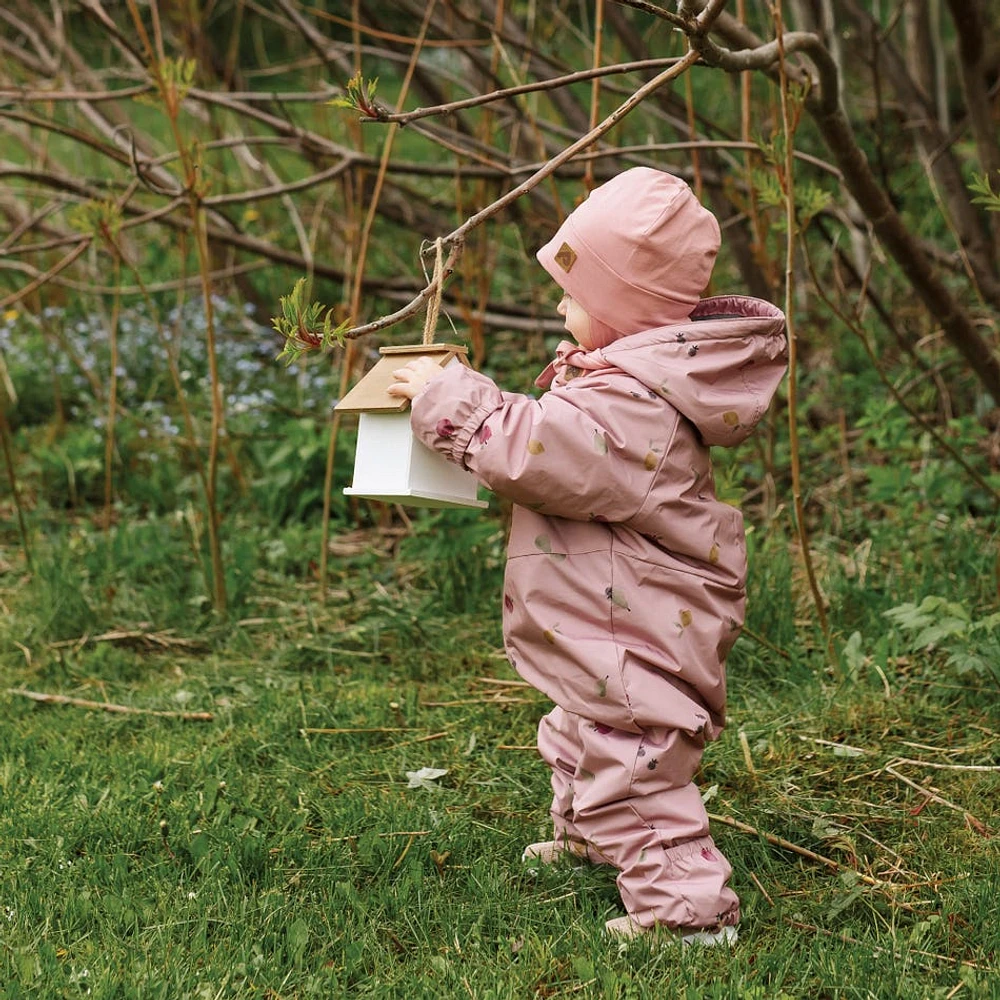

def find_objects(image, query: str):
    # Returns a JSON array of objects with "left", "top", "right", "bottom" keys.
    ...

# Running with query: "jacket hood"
[{"left": 600, "top": 294, "right": 788, "bottom": 446}]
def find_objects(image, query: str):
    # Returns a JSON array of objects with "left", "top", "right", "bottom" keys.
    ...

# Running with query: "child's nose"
[{"left": 557, "top": 295, "right": 569, "bottom": 317}]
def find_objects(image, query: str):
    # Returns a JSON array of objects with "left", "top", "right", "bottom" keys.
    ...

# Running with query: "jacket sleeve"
[{"left": 409, "top": 362, "right": 679, "bottom": 521}]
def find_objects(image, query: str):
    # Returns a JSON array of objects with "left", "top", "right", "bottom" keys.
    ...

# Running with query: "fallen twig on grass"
[
  {"left": 47, "top": 628, "right": 203, "bottom": 651},
  {"left": 7, "top": 688, "right": 213, "bottom": 721},
  {"left": 380, "top": 731, "right": 450, "bottom": 751},
  {"left": 421, "top": 696, "right": 531, "bottom": 707},
  {"left": 328, "top": 830, "right": 430, "bottom": 843},
  {"left": 709, "top": 811, "right": 937, "bottom": 916},
  {"left": 800, "top": 735, "right": 868, "bottom": 756},
  {"left": 739, "top": 625, "right": 792, "bottom": 660},
  {"left": 890, "top": 757, "right": 1000, "bottom": 772},
  {"left": 884, "top": 765, "right": 990, "bottom": 836},
  {"left": 301, "top": 726, "right": 410, "bottom": 734},
  {"left": 708, "top": 811, "right": 880, "bottom": 883},
  {"left": 784, "top": 918, "right": 997, "bottom": 974}
]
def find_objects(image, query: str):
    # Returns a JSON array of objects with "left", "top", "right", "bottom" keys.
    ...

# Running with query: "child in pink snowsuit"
[{"left": 389, "top": 167, "right": 788, "bottom": 942}]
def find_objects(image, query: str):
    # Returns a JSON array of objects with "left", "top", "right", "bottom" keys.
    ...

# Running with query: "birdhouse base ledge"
[{"left": 343, "top": 487, "right": 488, "bottom": 510}]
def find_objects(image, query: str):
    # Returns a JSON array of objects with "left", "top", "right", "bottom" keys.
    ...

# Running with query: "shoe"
[
  {"left": 604, "top": 915, "right": 738, "bottom": 947},
  {"left": 521, "top": 840, "right": 605, "bottom": 864}
]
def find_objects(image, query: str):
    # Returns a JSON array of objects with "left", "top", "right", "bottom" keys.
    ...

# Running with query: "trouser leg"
[
  {"left": 535, "top": 706, "right": 588, "bottom": 849},
  {"left": 567, "top": 713, "right": 740, "bottom": 930}
]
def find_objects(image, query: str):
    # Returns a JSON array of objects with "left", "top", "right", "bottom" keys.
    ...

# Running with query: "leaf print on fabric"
[
  {"left": 504, "top": 594, "right": 514, "bottom": 613},
  {"left": 596, "top": 676, "right": 608, "bottom": 698},
  {"left": 534, "top": 534, "right": 566, "bottom": 560},
  {"left": 605, "top": 586, "right": 631, "bottom": 611},
  {"left": 527, "top": 439, "right": 545, "bottom": 455},
  {"left": 435, "top": 418, "right": 456, "bottom": 439},
  {"left": 709, "top": 542, "right": 720, "bottom": 565},
  {"left": 723, "top": 410, "right": 740, "bottom": 427},
  {"left": 474, "top": 423, "right": 492, "bottom": 444},
  {"left": 643, "top": 451, "right": 659, "bottom": 471},
  {"left": 593, "top": 430, "right": 608, "bottom": 455},
  {"left": 676, "top": 609, "right": 693, "bottom": 633},
  {"left": 543, "top": 628, "right": 558, "bottom": 645}
]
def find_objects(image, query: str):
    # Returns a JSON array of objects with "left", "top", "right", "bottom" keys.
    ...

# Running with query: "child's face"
[{"left": 557, "top": 294, "right": 595, "bottom": 349}]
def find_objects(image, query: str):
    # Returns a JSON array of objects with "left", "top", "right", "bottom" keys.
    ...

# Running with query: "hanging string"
[{"left": 422, "top": 238, "right": 445, "bottom": 346}]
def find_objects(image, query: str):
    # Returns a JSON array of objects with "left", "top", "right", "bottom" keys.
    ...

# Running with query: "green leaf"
[
  {"left": 969, "top": 172, "right": 1000, "bottom": 212},
  {"left": 287, "top": 918, "right": 310, "bottom": 963}
]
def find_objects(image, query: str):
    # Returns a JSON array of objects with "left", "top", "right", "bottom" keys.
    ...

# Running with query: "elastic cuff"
[
  {"left": 660, "top": 835, "right": 719, "bottom": 864},
  {"left": 450, "top": 398, "right": 498, "bottom": 467}
]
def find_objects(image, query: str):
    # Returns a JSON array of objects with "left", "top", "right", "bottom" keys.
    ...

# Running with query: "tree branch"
[
  {"left": 338, "top": 47, "right": 701, "bottom": 340},
  {"left": 358, "top": 57, "right": 686, "bottom": 126}
]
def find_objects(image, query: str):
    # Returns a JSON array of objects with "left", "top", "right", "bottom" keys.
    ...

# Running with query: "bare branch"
[
  {"left": 610, "top": 0, "right": 690, "bottom": 32},
  {"left": 0, "top": 239, "right": 92, "bottom": 310},
  {"left": 0, "top": 84, "right": 154, "bottom": 102},
  {"left": 203, "top": 159, "right": 353, "bottom": 206},
  {"left": 360, "top": 57, "right": 686, "bottom": 126},
  {"left": 339, "top": 48, "right": 701, "bottom": 340}
]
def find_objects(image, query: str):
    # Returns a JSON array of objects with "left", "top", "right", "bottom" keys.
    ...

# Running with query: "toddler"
[{"left": 388, "top": 167, "right": 788, "bottom": 944}]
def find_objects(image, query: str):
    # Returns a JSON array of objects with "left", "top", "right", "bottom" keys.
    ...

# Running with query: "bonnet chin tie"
[{"left": 535, "top": 341, "right": 611, "bottom": 389}]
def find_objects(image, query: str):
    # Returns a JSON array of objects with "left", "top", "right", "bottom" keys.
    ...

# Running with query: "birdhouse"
[{"left": 334, "top": 343, "right": 487, "bottom": 510}]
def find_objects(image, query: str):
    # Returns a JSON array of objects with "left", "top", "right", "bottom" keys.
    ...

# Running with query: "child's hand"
[{"left": 387, "top": 356, "right": 442, "bottom": 400}]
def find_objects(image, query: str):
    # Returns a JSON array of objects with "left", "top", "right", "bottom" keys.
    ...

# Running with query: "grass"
[{"left": 2, "top": 508, "right": 999, "bottom": 999}]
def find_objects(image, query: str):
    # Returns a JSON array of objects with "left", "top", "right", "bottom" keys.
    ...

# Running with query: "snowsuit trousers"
[{"left": 537, "top": 705, "right": 740, "bottom": 930}]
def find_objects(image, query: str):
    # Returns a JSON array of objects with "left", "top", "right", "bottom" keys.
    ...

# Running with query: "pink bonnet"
[{"left": 536, "top": 167, "right": 721, "bottom": 346}]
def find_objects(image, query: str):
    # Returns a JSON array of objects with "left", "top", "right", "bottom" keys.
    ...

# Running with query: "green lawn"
[{"left": 2, "top": 516, "right": 998, "bottom": 999}]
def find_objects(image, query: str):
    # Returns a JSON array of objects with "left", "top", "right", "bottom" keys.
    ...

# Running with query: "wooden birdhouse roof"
[{"left": 334, "top": 343, "right": 469, "bottom": 414}]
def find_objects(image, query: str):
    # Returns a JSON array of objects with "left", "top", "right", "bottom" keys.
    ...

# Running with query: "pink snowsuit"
[
  {"left": 409, "top": 294, "right": 787, "bottom": 929},
  {"left": 407, "top": 167, "right": 787, "bottom": 930}
]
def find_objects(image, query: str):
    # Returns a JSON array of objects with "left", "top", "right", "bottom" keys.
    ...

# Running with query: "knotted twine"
[{"left": 421, "top": 238, "right": 445, "bottom": 346}]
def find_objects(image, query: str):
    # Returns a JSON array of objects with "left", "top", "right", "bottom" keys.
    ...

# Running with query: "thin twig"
[
  {"left": 361, "top": 57, "right": 685, "bottom": 126},
  {"left": 7, "top": 688, "right": 214, "bottom": 721},
  {"left": 301, "top": 726, "right": 410, "bottom": 734},
  {"left": 339, "top": 47, "right": 700, "bottom": 341},
  {"left": 883, "top": 765, "right": 990, "bottom": 835},
  {"left": 0, "top": 239, "right": 91, "bottom": 310},
  {"left": 327, "top": 830, "right": 430, "bottom": 843},
  {"left": 739, "top": 625, "right": 793, "bottom": 660},
  {"left": 891, "top": 758, "right": 1000, "bottom": 773},
  {"left": 708, "top": 811, "right": 885, "bottom": 887},
  {"left": 771, "top": 2, "right": 837, "bottom": 672},
  {"left": 785, "top": 918, "right": 996, "bottom": 973}
]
